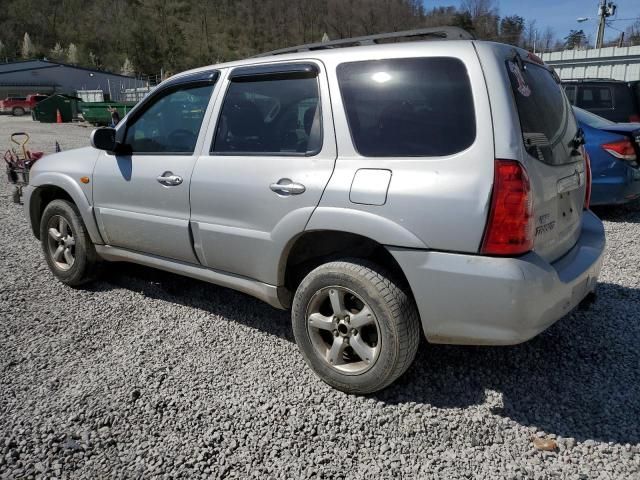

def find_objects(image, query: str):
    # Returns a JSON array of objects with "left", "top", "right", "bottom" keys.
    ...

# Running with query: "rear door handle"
[
  {"left": 157, "top": 171, "right": 183, "bottom": 186},
  {"left": 270, "top": 179, "right": 306, "bottom": 195}
]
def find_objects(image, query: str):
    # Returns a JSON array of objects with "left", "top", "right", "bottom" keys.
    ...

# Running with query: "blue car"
[{"left": 573, "top": 106, "right": 640, "bottom": 206}]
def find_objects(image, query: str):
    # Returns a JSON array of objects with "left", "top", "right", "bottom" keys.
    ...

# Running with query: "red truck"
[{"left": 0, "top": 94, "right": 48, "bottom": 116}]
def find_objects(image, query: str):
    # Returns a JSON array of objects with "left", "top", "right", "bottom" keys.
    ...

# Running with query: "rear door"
[{"left": 506, "top": 57, "right": 587, "bottom": 262}]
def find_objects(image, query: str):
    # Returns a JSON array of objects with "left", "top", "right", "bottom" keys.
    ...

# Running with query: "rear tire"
[
  {"left": 40, "top": 199, "right": 100, "bottom": 286},
  {"left": 292, "top": 259, "right": 420, "bottom": 394},
  {"left": 12, "top": 107, "right": 25, "bottom": 116}
]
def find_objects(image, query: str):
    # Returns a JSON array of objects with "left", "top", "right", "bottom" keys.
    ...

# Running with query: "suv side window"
[
  {"left": 124, "top": 84, "right": 214, "bottom": 154},
  {"left": 564, "top": 85, "right": 577, "bottom": 104},
  {"left": 612, "top": 83, "right": 637, "bottom": 120},
  {"left": 578, "top": 86, "right": 613, "bottom": 110},
  {"left": 337, "top": 57, "right": 476, "bottom": 157},
  {"left": 212, "top": 73, "right": 321, "bottom": 155}
]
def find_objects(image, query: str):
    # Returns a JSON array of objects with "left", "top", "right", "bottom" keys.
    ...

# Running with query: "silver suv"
[{"left": 22, "top": 28, "right": 605, "bottom": 393}]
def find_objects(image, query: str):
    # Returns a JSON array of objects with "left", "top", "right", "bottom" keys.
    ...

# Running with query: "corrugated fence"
[{"left": 542, "top": 46, "right": 640, "bottom": 82}]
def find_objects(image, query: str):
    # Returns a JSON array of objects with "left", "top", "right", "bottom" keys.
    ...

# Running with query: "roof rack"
[
  {"left": 562, "top": 78, "right": 626, "bottom": 83},
  {"left": 253, "top": 27, "right": 475, "bottom": 58}
]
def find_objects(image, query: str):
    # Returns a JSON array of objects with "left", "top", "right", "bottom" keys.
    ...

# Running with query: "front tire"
[
  {"left": 40, "top": 199, "right": 100, "bottom": 286},
  {"left": 292, "top": 259, "right": 420, "bottom": 394},
  {"left": 12, "top": 107, "right": 25, "bottom": 116}
]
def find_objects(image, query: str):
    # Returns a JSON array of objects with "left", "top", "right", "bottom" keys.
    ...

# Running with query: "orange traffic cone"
[{"left": 56, "top": 109, "right": 62, "bottom": 124}]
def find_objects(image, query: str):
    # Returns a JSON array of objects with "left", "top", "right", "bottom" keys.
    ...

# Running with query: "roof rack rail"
[
  {"left": 562, "top": 78, "right": 625, "bottom": 83},
  {"left": 253, "top": 26, "right": 475, "bottom": 58}
]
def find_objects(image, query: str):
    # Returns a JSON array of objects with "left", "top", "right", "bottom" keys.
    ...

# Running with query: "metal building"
[
  {"left": 0, "top": 60, "right": 147, "bottom": 100},
  {"left": 542, "top": 46, "right": 640, "bottom": 82}
]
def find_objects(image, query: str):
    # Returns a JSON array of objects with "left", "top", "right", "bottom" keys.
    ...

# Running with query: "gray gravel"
[{"left": 1, "top": 115, "right": 639, "bottom": 479}]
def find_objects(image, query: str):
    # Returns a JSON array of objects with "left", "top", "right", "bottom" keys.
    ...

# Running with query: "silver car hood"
[{"left": 30, "top": 146, "right": 101, "bottom": 181}]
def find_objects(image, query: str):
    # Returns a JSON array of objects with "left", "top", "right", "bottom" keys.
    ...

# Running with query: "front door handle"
[
  {"left": 269, "top": 178, "right": 306, "bottom": 195},
  {"left": 157, "top": 171, "right": 183, "bottom": 186}
]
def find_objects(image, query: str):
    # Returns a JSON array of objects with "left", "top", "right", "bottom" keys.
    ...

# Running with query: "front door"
[
  {"left": 190, "top": 62, "right": 337, "bottom": 284},
  {"left": 93, "top": 79, "right": 217, "bottom": 263}
]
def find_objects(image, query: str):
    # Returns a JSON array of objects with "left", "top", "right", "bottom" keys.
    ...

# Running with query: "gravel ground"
[{"left": 0, "top": 115, "right": 639, "bottom": 479}]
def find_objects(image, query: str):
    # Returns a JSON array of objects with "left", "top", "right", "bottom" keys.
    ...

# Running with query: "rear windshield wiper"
[
  {"left": 570, "top": 127, "right": 585, "bottom": 153},
  {"left": 570, "top": 128, "right": 585, "bottom": 147}
]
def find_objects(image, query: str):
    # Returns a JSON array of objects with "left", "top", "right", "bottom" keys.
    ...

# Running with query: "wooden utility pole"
[{"left": 596, "top": 1, "right": 617, "bottom": 49}]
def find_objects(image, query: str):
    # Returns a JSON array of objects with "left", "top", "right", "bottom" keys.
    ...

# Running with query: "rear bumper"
[
  {"left": 388, "top": 210, "right": 605, "bottom": 345},
  {"left": 591, "top": 164, "right": 640, "bottom": 206}
]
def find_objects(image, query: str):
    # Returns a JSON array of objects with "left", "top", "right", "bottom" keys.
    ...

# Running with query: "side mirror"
[{"left": 90, "top": 127, "right": 117, "bottom": 152}]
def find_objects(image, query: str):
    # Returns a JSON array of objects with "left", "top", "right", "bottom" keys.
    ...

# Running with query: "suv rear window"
[
  {"left": 337, "top": 57, "right": 476, "bottom": 157},
  {"left": 507, "top": 60, "right": 578, "bottom": 166}
]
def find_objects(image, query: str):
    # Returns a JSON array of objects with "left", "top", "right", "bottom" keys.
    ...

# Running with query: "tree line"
[{"left": 0, "top": 0, "right": 638, "bottom": 78}]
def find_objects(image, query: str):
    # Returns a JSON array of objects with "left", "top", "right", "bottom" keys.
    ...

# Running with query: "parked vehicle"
[
  {"left": 0, "top": 94, "right": 48, "bottom": 116},
  {"left": 79, "top": 101, "right": 137, "bottom": 126},
  {"left": 563, "top": 79, "right": 640, "bottom": 123},
  {"left": 18, "top": 28, "right": 605, "bottom": 393},
  {"left": 573, "top": 106, "right": 640, "bottom": 206}
]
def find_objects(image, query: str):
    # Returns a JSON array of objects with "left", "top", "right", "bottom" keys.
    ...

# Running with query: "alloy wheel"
[
  {"left": 46, "top": 215, "right": 76, "bottom": 271},
  {"left": 306, "top": 286, "right": 381, "bottom": 375}
]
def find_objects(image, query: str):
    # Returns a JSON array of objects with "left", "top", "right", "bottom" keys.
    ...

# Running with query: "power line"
[{"left": 605, "top": 22, "right": 624, "bottom": 33}]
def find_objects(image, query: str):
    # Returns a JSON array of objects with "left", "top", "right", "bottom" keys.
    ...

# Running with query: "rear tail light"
[
  {"left": 602, "top": 139, "right": 637, "bottom": 161},
  {"left": 583, "top": 147, "right": 592, "bottom": 210},
  {"left": 629, "top": 114, "right": 640, "bottom": 123},
  {"left": 481, "top": 160, "right": 534, "bottom": 256}
]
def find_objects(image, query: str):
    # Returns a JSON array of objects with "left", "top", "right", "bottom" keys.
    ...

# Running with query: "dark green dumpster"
[
  {"left": 32, "top": 94, "right": 81, "bottom": 123},
  {"left": 79, "top": 102, "right": 137, "bottom": 126}
]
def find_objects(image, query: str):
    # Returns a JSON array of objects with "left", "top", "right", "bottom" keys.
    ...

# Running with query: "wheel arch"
[
  {"left": 278, "top": 230, "right": 413, "bottom": 308},
  {"left": 28, "top": 175, "right": 103, "bottom": 244}
]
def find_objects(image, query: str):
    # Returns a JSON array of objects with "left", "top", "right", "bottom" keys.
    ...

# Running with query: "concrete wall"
[{"left": 541, "top": 46, "right": 640, "bottom": 82}]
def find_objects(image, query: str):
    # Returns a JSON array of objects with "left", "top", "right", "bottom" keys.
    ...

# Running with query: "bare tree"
[
  {"left": 461, "top": 0, "right": 499, "bottom": 40},
  {"left": 499, "top": 15, "right": 525, "bottom": 46},
  {"left": 121, "top": 57, "right": 135, "bottom": 76},
  {"left": 423, "top": 6, "right": 458, "bottom": 28},
  {"left": 564, "top": 30, "right": 587, "bottom": 50},
  {"left": 50, "top": 42, "right": 64, "bottom": 60},
  {"left": 0, "top": 0, "right": 566, "bottom": 75},
  {"left": 626, "top": 20, "right": 640, "bottom": 46},
  {"left": 539, "top": 27, "right": 556, "bottom": 53},
  {"left": 21, "top": 32, "right": 34, "bottom": 59},
  {"left": 67, "top": 43, "right": 79, "bottom": 64},
  {"left": 461, "top": 0, "right": 497, "bottom": 19},
  {"left": 523, "top": 20, "right": 538, "bottom": 51}
]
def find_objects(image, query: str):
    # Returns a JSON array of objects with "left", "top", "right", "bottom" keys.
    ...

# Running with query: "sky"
[{"left": 430, "top": 0, "right": 640, "bottom": 45}]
